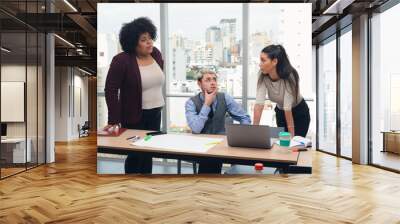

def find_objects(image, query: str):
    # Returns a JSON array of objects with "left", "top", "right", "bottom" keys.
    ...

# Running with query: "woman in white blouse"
[{"left": 253, "top": 45, "right": 310, "bottom": 137}]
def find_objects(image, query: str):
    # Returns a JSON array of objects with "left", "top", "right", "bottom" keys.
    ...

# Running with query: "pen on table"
[{"left": 126, "top": 136, "right": 139, "bottom": 140}]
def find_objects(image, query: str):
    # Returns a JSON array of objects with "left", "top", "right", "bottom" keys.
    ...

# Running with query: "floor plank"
[
  {"left": 0, "top": 135, "right": 400, "bottom": 223},
  {"left": 372, "top": 151, "right": 400, "bottom": 171}
]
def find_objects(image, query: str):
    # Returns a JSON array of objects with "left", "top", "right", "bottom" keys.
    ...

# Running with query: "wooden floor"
[
  {"left": 1, "top": 163, "right": 45, "bottom": 178},
  {"left": 1, "top": 167, "right": 26, "bottom": 178},
  {"left": 1, "top": 135, "right": 400, "bottom": 223},
  {"left": 372, "top": 151, "right": 400, "bottom": 171}
]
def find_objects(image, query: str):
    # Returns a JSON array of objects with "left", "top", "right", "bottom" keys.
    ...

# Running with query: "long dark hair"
[{"left": 258, "top": 44, "right": 299, "bottom": 102}]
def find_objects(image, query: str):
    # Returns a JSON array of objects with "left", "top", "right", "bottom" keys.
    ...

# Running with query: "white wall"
[
  {"left": 1, "top": 65, "right": 26, "bottom": 140},
  {"left": 72, "top": 72, "right": 89, "bottom": 138},
  {"left": 55, "top": 67, "right": 89, "bottom": 141},
  {"left": 1, "top": 63, "right": 46, "bottom": 164},
  {"left": 1, "top": 65, "right": 35, "bottom": 137},
  {"left": 55, "top": 67, "right": 69, "bottom": 141}
]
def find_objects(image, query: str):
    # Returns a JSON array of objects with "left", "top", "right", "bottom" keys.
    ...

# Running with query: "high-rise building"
[
  {"left": 250, "top": 32, "right": 271, "bottom": 56},
  {"left": 206, "top": 26, "right": 222, "bottom": 43},
  {"left": 206, "top": 26, "right": 223, "bottom": 66},
  {"left": 170, "top": 32, "right": 185, "bottom": 49},
  {"left": 220, "top": 18, "right": 236, "bottom": 48},
  {"left": 97, "top": 33, "right": 119, "bottom": 69},
  {"left": 220, "top": 18, "right": 237, "bottom": 65},
  {"left": 169, "top": 48, "right": 187, "bottom": 81}
]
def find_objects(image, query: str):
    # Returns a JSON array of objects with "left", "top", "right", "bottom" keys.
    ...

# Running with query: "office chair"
[
  {"left": 177, "top": 159, "right": 197, "bottom": 174},
  {"left": 78, "top": 121, "right": 90, "bottom": 138}
]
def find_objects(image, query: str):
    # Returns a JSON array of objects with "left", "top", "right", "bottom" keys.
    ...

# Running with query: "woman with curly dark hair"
[{"left": 103, "top": 17, "right": 164, "bottom": 174}]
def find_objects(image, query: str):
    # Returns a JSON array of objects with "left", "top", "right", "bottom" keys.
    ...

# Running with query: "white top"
[
  {"left": 255, "top": 72, "right": 302, "bottom": 110},
  {"left": 139, "top": 61, "right": 165, "bottom": 109}
]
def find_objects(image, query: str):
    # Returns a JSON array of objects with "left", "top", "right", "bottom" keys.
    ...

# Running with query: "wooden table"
[
  {"left": 97, "top": 129, "right": 312, "bottom": 174},
  {"left": 1, "top": 138, "right": 32, "bottom": 164},
  {"left": 381, "top": 131, "right": 400, "bottom": 154}
]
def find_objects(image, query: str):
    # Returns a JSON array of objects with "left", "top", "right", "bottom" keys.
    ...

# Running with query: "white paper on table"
[
  {"left": 274, "top": 136, "right": 312, "bottom": 148},
  {"left": 289, "top": 136, "right": 312, "bottom": 148},
  {"left": 131, "top": 134, "right": 223, "bottom": 153}
]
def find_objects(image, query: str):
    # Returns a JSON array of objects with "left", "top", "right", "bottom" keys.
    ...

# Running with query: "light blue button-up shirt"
[{"left": 185, "top": 93, "right": 251, "bottom": 134}]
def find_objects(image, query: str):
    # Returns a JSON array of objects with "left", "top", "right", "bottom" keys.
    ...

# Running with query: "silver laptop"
[{"left": 225, "top": 124, "right": 284, "bottom": 149}]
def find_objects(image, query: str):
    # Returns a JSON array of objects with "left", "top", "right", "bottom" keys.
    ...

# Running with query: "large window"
[
  {"left": 371, "top": 3, "right": 400, "bottom": 171},
  {"left": 166, "top": 3, "right": 243, "bottom": 132},
  {"left": 248, "top": 4, "right": 312, "bottom": 98},
  {"left": 248, "top": 4, "right": 314, "bottom": 138},
  {"left": 96, "top": 3, "right": 313, "bottom": 137},
  {"left": 315, "top": 25, "right": 355, "bottom": 159},
  {"left": 339, "top": 28, "right": 352, "bottom": 158},
  {"left": 0, "top": 1, "right": 46, "bottom": 179},
  {"left": 317, "top": 36, "right": 337, "bottom": 154}
]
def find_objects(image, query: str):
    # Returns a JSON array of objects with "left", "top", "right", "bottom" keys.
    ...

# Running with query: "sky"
[{"left": 97, "top": 3, "right": 310, "bottom": 41}]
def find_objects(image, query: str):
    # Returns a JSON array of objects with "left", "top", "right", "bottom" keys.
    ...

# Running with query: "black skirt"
[{"left": 274, "top": 99, "right": 310, "bottom": 137}]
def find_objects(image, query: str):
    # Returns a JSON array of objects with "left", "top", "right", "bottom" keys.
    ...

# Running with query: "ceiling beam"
[{"left": 55, "top": 55, "right": 96, "bottom": 70}]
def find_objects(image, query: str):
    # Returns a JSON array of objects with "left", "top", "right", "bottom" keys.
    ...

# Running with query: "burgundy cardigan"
[{"left": 105, "top": 47, "right": 164, "bottom": 125}]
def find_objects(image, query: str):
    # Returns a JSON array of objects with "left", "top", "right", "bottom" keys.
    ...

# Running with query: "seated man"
[{"left": 185, "top": 70, "right": 251, "bottom": 174}]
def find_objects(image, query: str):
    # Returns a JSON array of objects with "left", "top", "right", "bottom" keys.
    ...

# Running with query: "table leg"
[{"left": 177, "top": 159, "right": 182, "bottom": 174}]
